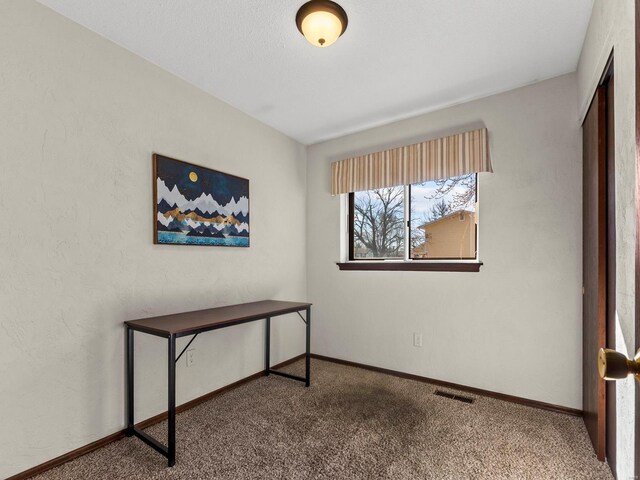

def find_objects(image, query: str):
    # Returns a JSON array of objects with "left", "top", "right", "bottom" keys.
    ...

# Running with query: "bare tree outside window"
[
  {"left": 352, "top": 187, "right": 404, "bottom": 258},
  {"left": 428, "top": 199, "right": 452, "bottom": 221},
  {"left": 428, "top": 174, "right": 476, "bottom": 210}
]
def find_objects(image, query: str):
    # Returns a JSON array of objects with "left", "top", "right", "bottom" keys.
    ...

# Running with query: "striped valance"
[{"left": 331, "top": 127, "right": 492, "bottom": 195}]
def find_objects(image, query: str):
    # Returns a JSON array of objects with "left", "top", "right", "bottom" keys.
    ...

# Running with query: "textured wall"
[
  {"left": 0, "top": 1, "right": 307, "bottom": 478},
  {"left": 577, "top": 0, "right": 636, "bottom": 477},
  {"left": 307, "top": 74, "right": 582, "bottom": 409}
]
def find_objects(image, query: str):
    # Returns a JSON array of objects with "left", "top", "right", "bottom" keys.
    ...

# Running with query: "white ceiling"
[{"left": 37, "top": 0, "right": 594, "bottom": 145}]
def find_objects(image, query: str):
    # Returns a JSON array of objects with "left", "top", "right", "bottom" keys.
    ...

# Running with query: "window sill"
[{"left": 336, "top": 261, "right": 483, "bottom": 272}]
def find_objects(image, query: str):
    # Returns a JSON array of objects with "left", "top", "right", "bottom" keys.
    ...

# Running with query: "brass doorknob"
[{"left": 598, "top": 348, "right": 640, "bottom": 381}]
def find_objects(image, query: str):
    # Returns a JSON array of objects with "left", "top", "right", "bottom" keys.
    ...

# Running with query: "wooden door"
[
  {"left": 583, "top": 85, "right": 607, "bottom": 462},
  {"left": 604, "top": 73, "right": 616, "bottom": 476}
]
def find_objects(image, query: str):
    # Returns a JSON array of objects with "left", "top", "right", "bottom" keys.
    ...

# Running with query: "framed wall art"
[{"left": 153, "top": 154, "right": 249, "bottom": 247}]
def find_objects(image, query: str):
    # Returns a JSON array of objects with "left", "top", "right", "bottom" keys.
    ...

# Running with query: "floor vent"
[{"left": 434, "top": 390, "right": 474, "bottom": 404}]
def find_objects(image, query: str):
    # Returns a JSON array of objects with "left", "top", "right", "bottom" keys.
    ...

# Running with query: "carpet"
[{"left": 33, "top": 359, "right": 613, "bottom": 479}]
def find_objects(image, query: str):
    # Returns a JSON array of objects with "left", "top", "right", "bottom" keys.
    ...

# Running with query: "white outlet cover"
[{"left": 186, "top": 349, "right": 195, "bottom": 367}]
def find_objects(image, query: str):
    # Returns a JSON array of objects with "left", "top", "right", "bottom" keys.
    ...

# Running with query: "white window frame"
[{"left": 340, "top": 179, "right": 481, "bottom": 264}]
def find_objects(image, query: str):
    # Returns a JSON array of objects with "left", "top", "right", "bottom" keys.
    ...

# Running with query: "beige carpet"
[{"left": 34, "top": 359, "right": 612, "bottom": 480}]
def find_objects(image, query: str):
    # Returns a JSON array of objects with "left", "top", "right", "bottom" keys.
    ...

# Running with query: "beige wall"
[
  {"left": 0, "top": 2, "right": 307, "bottom": 478},
  {"left": 577, "top": 0, "right": 636, "bottom": 477},
  {"left": 307, "top": 73, "right": 582, "bottom": 409}
]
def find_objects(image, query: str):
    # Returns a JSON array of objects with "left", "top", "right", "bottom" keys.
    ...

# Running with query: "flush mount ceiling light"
[{"left": 296, "top": 0, "right": 348, "bottom": 48}]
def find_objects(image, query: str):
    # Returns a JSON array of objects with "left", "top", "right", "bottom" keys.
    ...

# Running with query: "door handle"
[{"left": 598, "top": 348, "right": 640, "bottom": 381}]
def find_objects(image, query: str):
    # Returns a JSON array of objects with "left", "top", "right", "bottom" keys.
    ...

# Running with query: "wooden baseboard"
[
  {"left": 7, "top": 353, "right": 306, "bottom": 480},
  {"left": 310, "top": 354, "right": 583, "bottom": 417},
  {"left": 5, "top": 430, "right": 127, "bottom": 480}
]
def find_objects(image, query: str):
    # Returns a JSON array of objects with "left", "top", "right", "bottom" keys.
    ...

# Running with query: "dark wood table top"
[{"left": 125, "top": 300, "right": 312, "bottom": 337}]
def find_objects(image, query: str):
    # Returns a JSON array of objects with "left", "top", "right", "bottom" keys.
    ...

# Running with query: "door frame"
[{"left": 635, "top": 1, "right": 640, "bottom": 477}]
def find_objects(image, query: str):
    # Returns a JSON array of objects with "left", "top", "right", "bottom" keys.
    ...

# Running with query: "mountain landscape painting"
[{"left": 153, "top": 154, "right": 249, "bottom": 247}]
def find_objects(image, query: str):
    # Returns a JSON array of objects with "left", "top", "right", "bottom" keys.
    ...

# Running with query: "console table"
[{"left": 124, "top": 300, "right": 312, "bottom": 467}]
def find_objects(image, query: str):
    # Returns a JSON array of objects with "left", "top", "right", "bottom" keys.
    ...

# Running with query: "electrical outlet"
[
  {"left": 186, "top": 349, "right": 195, "bottom": 367},
  {"left": 413, "top": 333, "right": 423, "bottom": 347}
]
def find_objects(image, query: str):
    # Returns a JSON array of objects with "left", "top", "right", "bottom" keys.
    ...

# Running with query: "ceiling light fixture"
[{"left": 296, "top": 0, "right": 348, "bottom": 48}]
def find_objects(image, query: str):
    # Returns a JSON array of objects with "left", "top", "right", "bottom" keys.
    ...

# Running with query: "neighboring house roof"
[{"left": 418, "top": 209, "right": 475, "bottom": 230}]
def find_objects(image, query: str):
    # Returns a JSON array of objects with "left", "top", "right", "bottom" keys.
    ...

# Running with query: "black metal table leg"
[
  {"left": 305, "top": 307, "right": 311, "bottom": 387},
  {"left": 126, "top": 326, "right": 134, "bottom": 436},
  {"left": 167, "top": 334, "right": 176, "bottom": 467},
  {"left": 265, "top": 317, "right": 271, "bottom": 375}
]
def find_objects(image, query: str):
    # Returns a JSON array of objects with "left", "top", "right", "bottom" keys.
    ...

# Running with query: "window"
[
  {"left": 349, "top": 174, "right": 477, "bottom": 261},
  {"left": 350, "top": 187, "right": 405, "bottom": 259}
]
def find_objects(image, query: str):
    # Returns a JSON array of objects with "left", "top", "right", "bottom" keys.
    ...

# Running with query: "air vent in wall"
[{"left": 434, "top": 390, "right": 474, "bottom": 404}]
